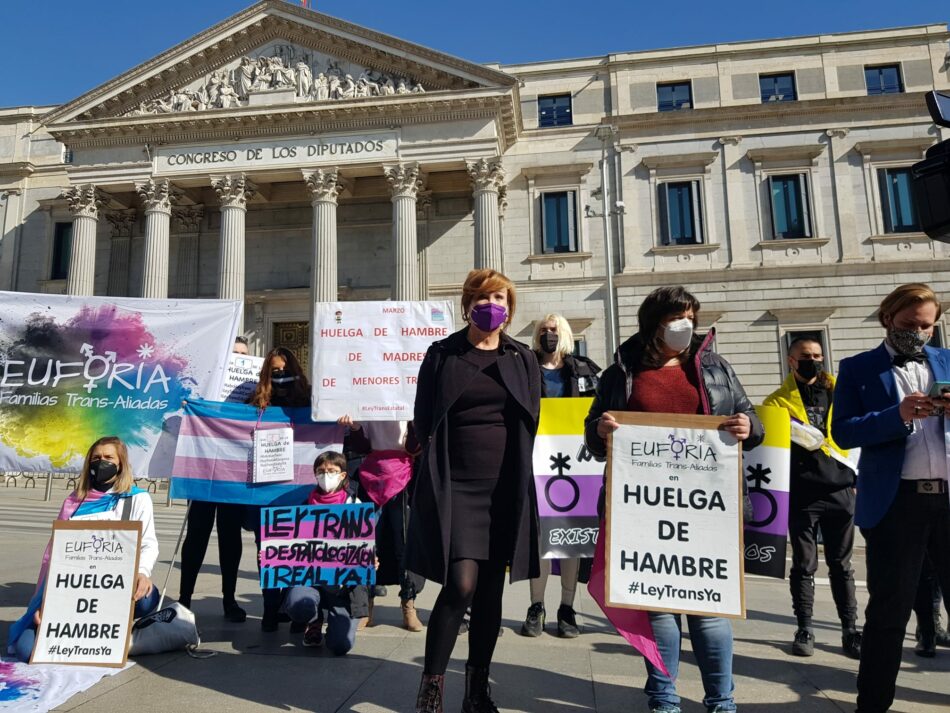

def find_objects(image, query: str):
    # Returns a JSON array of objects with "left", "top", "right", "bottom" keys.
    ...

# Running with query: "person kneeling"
[
  {"left": 6, "top": 436, "right": 160, "bottom": 662},
  {"left": 280, "top": 451, "right": 369, "bottom": 656}
]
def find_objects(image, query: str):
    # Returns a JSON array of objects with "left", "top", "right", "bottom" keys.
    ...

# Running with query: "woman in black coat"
[{"left": 408, "top": 269, "right": 541, "bottom": 713}]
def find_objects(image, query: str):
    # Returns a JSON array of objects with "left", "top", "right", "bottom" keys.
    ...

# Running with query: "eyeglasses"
[{"left": 315, "top": 470, "right": 344, "bottom": 476}]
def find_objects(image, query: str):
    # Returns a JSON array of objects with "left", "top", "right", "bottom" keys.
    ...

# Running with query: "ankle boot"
[
  {"left": 461, "top": 664, "right": 499, "bottom": 713},
  {"left": 415, "top": 673, "right": 444, "bottom": 713},
  {"left": 402, "top": 598, "right": 424, "bottom": 632}
]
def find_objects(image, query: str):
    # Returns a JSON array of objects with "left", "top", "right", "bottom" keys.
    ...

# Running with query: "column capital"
[
  {"left": 718, "top": 136, "right": 743, "bottom": 147},
  {"left": 384, "top": 162, "right": 426, "bottom": 200},
  {"left": 172, "top": 205, "right": 205, "bottom": 232},
  {"left": 416, "top": 190, "right": 433, "bottom": 220},
  {"left": 466, "top": 157, "right": 505, "bottom": 193},
  {"left": 136, "top": 178, "right": 181, "bottom": 214},
  {"left": 105, "top": 210, "right": 136, "bottom": 238},
  {"left": 303, "top": 168, "right": 349, "bottom": 204},
  {"left": 64, "top": 184, "right": 106, "bottom": 220},
  {"left": 825, "top": 128, "right": 850, "bottom": 140},
  {"left": 211, "top": 174, "right": 257, "bottom": 209}
]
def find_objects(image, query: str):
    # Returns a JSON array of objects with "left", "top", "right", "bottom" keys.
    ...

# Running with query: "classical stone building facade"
[{"left": 1, "top": 0, "right": 949, "bottom": 399}]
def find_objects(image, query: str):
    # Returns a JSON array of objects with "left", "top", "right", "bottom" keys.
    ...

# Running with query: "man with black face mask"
[{"left": 765, "top": 337, "right": 860, "bottom": 659}]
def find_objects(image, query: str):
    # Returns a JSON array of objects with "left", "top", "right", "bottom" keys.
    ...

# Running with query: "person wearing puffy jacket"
[{"left": 584, "top": 285, "right": 763, "bottom": 713}]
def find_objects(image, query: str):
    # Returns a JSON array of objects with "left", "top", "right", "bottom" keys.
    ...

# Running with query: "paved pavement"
[{"left": 1, "top": 484, "right": 948, "bottom": 712}]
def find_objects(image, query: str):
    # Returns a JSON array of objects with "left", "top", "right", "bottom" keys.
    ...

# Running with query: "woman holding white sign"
[
  {"left": 585, "top": 286, "right": 763, "bottom": 713},
  {"left": 409, "top": 269, "right": 541, "bottom": 713},
  {"left": 7, "top": 436, "right": 160, "bottom": 662}
]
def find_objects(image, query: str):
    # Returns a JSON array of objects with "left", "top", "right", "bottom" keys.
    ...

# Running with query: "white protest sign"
[
  {"left": 312, "top": 300, "right": 454, "bottom": 421},
  {"left": 606, "top": 413, "right": 745, "bottom": 618},
  {"left": 253, "top": 427, "right": 295, "bottom": 483},
  {"left": 219, "top": 353, "right": 264, "bottom": 403},
  {"left": 31, "top": 522, "right": 142, "bottom": 666}
]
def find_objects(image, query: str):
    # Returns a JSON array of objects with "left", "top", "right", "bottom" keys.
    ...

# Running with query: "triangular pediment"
[{"left": 45, "top": 0, "right": 517, "bottom": 126}]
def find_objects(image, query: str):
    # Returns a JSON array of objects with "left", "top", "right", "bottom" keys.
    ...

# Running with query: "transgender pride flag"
[{"left": 170, "top": 399, "right": 344, "bottom": 505}]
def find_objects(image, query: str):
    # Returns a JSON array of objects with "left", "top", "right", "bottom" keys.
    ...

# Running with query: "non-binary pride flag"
[
  {"left": 170, "top": 399, "right": 343, "bottom": 506},
  {"left": 532, "top": 397, "right": 600, "bottom": 559},
  {"left": 742, "top": 405, "right": 791, "bottom": 579}
]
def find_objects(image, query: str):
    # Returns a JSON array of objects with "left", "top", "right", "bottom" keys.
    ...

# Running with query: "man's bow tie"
[{"left": 893, "top": 352, "right": 927, "bottom": 367}]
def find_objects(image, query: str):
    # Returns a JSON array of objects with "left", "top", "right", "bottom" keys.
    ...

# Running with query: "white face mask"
[
  {"left": 662, "top": 318, "right": 694, "bottom": 352},
  {"left": 316, "top": 472, "right": 344, "bottom": 493}
]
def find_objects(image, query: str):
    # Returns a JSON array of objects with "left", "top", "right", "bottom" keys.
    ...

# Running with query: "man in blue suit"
[{"left": 832, "top": 283, "right": 950, "bottom": 713}]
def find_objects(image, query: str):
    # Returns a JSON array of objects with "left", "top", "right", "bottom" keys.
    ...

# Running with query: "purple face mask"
[{"left": 470, "top": 303, "right": 508, "bottom": 332}]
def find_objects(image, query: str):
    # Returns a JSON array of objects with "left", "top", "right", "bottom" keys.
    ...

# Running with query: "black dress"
[{"left": 447, "top": 344, "right": 519, "bottom": 561}]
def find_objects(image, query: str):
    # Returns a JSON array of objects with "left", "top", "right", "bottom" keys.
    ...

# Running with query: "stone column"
[
  {"left": 136, "top": 179, "right": 180, "bottom": 298},
  {"left": 105, "top": 210, "right": 136, "bottom": 296},
  {"left": 212, "top": 174, "right": 256, "bottom": 302},
  {"left": 172, "top": 206, "right": 204, "bottom": 297},
  {"left": 466, "top": 158, "right": 505, "bottom": 271},
  {"left": 64, "top": 184, "right": 105, "bottom": 296},
  {"left": 718, "top": 136, "right": 753, "bottom": 268},
  {"left": 303, "top": 168, "right": 347, "bottom": 304},
  {"left": 416, "top": 191, "right": 433, "bottom": 299},
  {"left": 826, "top": 128, "right": 862, "bottom": 262},
  {"left": 0, "top": 189, "right": 22, "bottom": 291},
  {"left": 384, "top": 163, "right": 426, "bottom": 301}
]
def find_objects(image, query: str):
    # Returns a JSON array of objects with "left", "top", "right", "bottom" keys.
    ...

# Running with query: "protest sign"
[
  {"left": 532, "top": 397, "right": 600, "bottom": 559},
  {"left": 742, "top": 405, "right": 792, "bottom": 579},
  {"left": 252, "top": 427, "right": 295, "bottom": 483},
  {"left": 170, "top": 399, "right": 343, "bottom": 506},
  {"left": 311, "top": 300, "right": 454, "bottom": 421},
  {"left": 259, "top": 504, "right": 377, "bottom": 588},
  {"left": 606, "top": 412, "right": 745, "bottom": 618},
  {"left": 0, "top": 291, "right": 241, "bottom": 475},
  {"left": 31, "top": 522, "right": 141, "bottom": 667},
  {"left": 219, "top": 353, "right": 264, "bottom": 403}
]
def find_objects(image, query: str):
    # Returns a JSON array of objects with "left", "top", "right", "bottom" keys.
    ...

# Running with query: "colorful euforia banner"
[
  {"left": 0, "top": 292, "right": 241, "bottom": 475},
  {"left": 170, "top": 399, "right": 343, "bottom": 506},
  {"left": 532, "top": 398, "right": 600, "bottom": 559},
  {"left": 742, "top": 405, "right": 792, "bottom": 579}
]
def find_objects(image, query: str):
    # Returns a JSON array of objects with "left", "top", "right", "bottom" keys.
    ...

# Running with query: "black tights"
[{"left": 424, "top": 558, "right": 507, "bottom": 675}]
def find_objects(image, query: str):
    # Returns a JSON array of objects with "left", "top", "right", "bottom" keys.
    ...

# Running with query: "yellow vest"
[{"left": 763, "top": 371, "right": 849, "bottom": 460}]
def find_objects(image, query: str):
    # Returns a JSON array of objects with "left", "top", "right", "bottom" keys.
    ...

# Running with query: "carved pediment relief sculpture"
[{"left": 124, "top": 42, "right": 425, "bottom": 117}]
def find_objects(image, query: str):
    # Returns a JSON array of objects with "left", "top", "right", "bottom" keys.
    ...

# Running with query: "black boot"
[
  {"left": 915, "top": 624, "right": 937, "bottom": 658},
  {"left": 415, "top": 673, "right": 444, "bottom": 713},
  {"left": 461, "top": 664, "right": 499, "bottom": 713}
]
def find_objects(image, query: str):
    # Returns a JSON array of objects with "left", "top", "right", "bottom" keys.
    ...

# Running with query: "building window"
[
  {"left": 573, "top": 338, "right": 588, "bottom": 358},
  {"left": 932, "top": 325, "right": 945, "bottom": 349},
  {"left": 657, "top": 81, "right": 692, "bottom": 112},
  {"left": 769, "top": 174, "right": 811, "bottom": 239},
  {"left": 760, "top": 73, "right": 797, "bottom": 102},
  {"left": 865, "top": 64, "right": 903, "bottom": 95},
  {"left": 51, "top": 222, "right": 73, "bottom": 281},
  {"left": 783, "top": 329, "right": 830, "bottom": 376},
  {"left": 877, "top": 167, "right": 919, "bottom": 233},
  {"left": 538, "top": 94, "right": 572, "bottom": 128},
  {"left": 541, "top": 191, "right": 578, "bottom": 253},
  {"left": 658, "top": 181, "right": 704, "bottom": 245}
]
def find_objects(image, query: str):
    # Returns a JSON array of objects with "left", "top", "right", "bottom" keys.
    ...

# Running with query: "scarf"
[
  {"left": 307, "top": 487, "right": 348, "bottom": 505},
  {"left": 357, "top": 450, "right": 413, "bottom": 507},
  {"left": 6, "top": 486, "right": 146, "bottom": 654}
]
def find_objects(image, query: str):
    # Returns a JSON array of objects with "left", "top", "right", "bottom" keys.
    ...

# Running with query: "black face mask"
[
  {"left": 89, "top": 459, "right": 119, "bottom": 492},
  {"left": 540, "top": 333, "right": 559, "bottom": 354},
  {"left": 271, "top": 369, "right": 294, "bottom": 386},
  {"left": 795, "top": 358, "right": 820, "bottom": 381}
]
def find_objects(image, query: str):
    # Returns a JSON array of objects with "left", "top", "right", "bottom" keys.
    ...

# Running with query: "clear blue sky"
[{"left": 2, "top": 0, "right": 945, "bottom": 107}]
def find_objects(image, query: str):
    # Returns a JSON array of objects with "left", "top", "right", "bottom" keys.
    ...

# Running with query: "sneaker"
[
  {"left": 302, "top": 622, "right": 324, "bottom": 648},
  {"left": 792, "top": 628, "right": 815, "bottom": 657},
  {"left": 520, "top": 602, "right": 545, "bottom": 637},
  {"left": 842, "top": 630, "right": 862, "bottom": 659},
  {"left": 223, "top": 601, "right": 247, "bottom": 623},
  {"left": 650, "top": 707, "right": 681, "bottom": 713},
  {"left": 557, "top": 605, "right": 580, "bottom": 638}
]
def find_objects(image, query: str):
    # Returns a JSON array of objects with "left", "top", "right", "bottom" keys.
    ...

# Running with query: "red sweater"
[{"left": 626, "top": 363, "right": 702, "bottom": 414}]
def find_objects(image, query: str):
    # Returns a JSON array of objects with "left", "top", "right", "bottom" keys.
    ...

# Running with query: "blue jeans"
[
  {"left": 644, "top": 612, "right": 736, "bottom": 712},
  {"left": 15, "top": 585, "right": 161, "bottom": 663},
  {"left": 281, "top": 586, "right": 357, "bottom": 656}
]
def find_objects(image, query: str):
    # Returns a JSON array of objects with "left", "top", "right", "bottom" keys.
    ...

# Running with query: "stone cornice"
[
  {"left": 609, "top": 92, "right": 932, "bottom": 134},
  {"left": 0, "top": 161, "right": 36, "bottom": 178},
  {"left": 47, "top": 89, "right": 519, "bottom": 152},
  {"left": 43, "top": 1, "right": 515, "bottom": 126}
]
